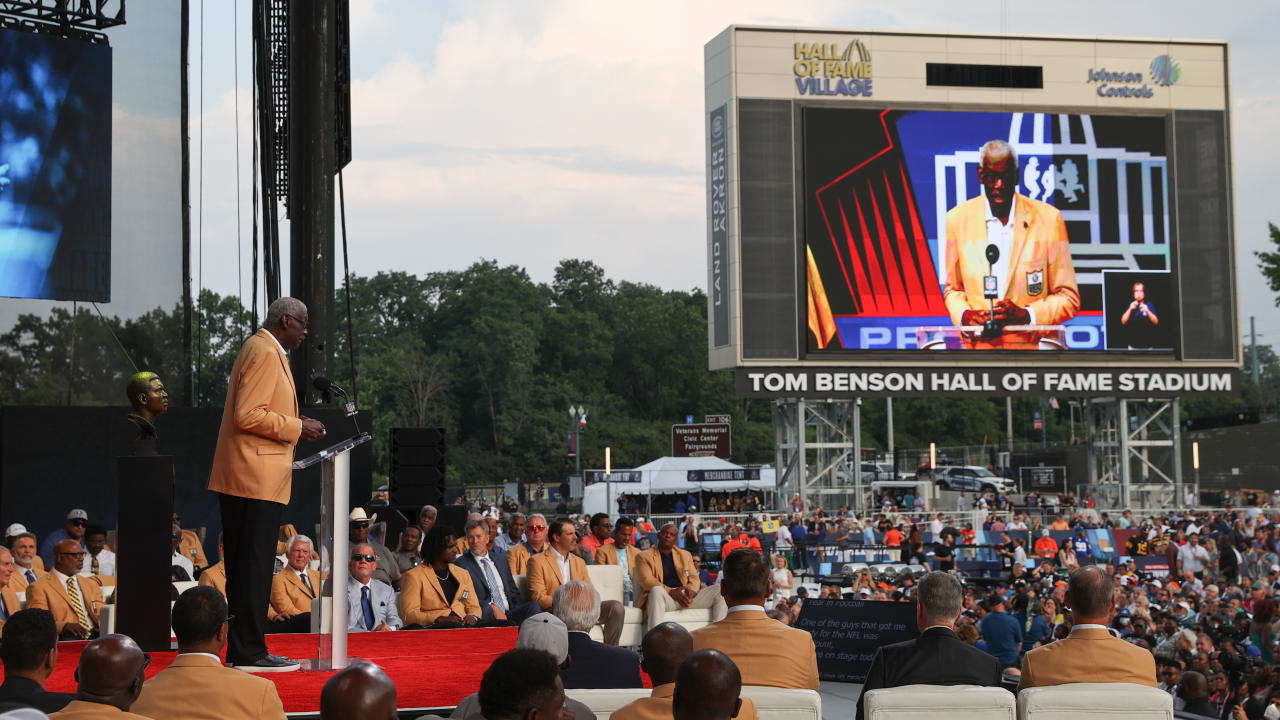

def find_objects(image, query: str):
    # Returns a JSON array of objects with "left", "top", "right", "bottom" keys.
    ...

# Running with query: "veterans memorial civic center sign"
[
  {"left": 736, "top": 367, "right": 1240, "bottom": 398},
  {"left": 672, "top": 423, "right": 731, "bottom": 458}
]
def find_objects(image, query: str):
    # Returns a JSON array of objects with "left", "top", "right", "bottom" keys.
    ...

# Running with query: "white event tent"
[{"left": 581, "top": 456, "right": 776, "bottom": 517}]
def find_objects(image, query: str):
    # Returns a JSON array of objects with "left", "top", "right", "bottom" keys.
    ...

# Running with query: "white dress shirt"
[
  {"left": 983, "top": 196, "right": 1036, "bottom": 324},
  {"left": 474, "top": 551, "right": 508, "bottom": 600},
  {"left": 81, "top": 549, "right": 116, "bottom": 577},
  {"left": 551, "top": 548, "right": 572, "bottom": 582},
  {"left": 52, "top": 570, "right": 89, "bottom": 615}
]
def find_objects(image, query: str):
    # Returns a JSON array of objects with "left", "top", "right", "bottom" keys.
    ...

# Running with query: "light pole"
[{"left": 568, "top": 404, "right": 585, "bottom": 481}]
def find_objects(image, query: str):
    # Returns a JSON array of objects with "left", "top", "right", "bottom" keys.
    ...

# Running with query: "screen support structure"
[
  {"left": 293, "top": 432, "right": 371, "bottom": 671},
  {"left": 773, "top": 399, "right": 860, "bottom": 513},
  {"left": 0, "top": 0, "right": 124, "bottom": 43},
  {"left": 1083, "top": 398, "right": 1182, "bottom": 509}
]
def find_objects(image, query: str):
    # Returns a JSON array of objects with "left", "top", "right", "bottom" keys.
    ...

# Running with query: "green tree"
[{"left": 1256, "top": 223, "right": 1280, "bottom": 307}]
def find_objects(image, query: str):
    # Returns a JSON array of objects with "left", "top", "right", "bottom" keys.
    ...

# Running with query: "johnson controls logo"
[{"left": 1149, "top": 55, "right": 1181, "bottom": 87}]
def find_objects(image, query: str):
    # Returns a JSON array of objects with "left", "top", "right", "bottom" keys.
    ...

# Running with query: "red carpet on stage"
[{"left": 6, "top": 628, "right": 518, "bottom": 713}]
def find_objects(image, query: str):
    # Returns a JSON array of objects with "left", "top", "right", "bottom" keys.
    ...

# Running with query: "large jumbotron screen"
[{"left": 804, "top": 108, "right": 1175, "bottom": 353}]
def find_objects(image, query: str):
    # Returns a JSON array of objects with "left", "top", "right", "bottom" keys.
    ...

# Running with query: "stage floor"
[{"left": 17, "top": 628, "right": 519, "bottom": 715}]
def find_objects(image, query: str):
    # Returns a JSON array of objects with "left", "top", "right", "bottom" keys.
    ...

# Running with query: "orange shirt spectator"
[
  {"left": 1034, "top": 535, "right": 1059, "bottom": 559},
  {"left": 721, "top": 536, "right": 745, "bottom": 558},
  {"left": 1050, "top": 516, "right": 1070, "bottom": 531},
  {"left": 884, "top": 528, "right": 903, "bottom": 547}
]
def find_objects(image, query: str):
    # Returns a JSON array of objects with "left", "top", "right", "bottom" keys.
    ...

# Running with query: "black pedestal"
[{"left": 116, "top": 455, "right": 174, "bottom": 651}]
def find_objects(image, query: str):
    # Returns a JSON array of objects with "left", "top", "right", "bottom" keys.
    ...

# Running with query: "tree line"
[{"left": 0, "top": 258, "right": 1273, "bottom": 484}]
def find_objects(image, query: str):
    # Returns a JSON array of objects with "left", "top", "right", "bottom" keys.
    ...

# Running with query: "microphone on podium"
[{"left": 312, "top": 376, "right": 348, "bottom": 399}]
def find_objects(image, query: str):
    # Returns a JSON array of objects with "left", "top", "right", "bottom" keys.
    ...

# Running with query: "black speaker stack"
[{"left": 389, "top": 427, "right": 446, "bottom": 507}]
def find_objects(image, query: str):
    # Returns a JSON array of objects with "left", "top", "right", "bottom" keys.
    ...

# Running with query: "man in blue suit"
[
  {"left": 554, "top": 580, "right": 642, "bottom": 689},
  {"left": 455, "top": 518, "right": 540, "bottom": 626},
  {"left": 346, "top": 543, "right": 402, "bottom": 632}
]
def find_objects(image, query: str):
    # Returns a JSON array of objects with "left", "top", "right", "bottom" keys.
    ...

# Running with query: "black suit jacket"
[
  {"left": 560, "top": 631, "right": 643, "bottom": 689},
  {"left": 855, "top": 626, "right": 1002, "bottom": 720},
  {"left": 0, "top": 677, "right": 75, "bottom": 714},
  {"left": 455, "top": 549, "right": 520, "bottom": 622}
]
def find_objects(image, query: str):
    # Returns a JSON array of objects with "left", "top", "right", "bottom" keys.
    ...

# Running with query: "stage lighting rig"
[{"left": 0, "top": 0, "right": 125, "bottom": 44}]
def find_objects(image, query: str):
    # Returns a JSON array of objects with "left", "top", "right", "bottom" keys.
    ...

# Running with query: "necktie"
[
  {"left": 361, "top": 585, "right": 375, "bottom": 630},
  {"left": 66, "top": 577, "right": 91, "bottom": 633},
  {"left": 300, "top": 572, "right": 313, "bottom": 595},
  {"left": 25, "top": 569, "right": 35, "bottom": 585},
  {"left": 483, "top": 557, "right": 507, "bottom": 612}
]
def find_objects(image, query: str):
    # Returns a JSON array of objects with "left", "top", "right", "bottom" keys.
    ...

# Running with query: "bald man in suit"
[
  {"left": 207, "top": 298, "right": 325, "bottom": 670},
  {"left": 691, "top": 549, "right": 819, "bottom": 691},
  {"left": 1018, "top": 566, "right": 1156, "bottom": 691},
  {"left": 26, "top": 541, "right": 103, "bottom": 640}
]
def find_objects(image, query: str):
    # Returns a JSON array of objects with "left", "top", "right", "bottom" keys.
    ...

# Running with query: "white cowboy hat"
[{"left": 348, "top": 507, "right": 378, "bottom": 524}]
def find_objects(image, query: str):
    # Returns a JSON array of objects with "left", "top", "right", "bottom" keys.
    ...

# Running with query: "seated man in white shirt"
[
  {"left": 346, "top": 543, "right": 401, "bottom": 632},
  {"left": 81, "top": 525, "right": 116, "bottom": 578},
  {"left": 171, "top": 525, "right": 194, "bottom": 581}
]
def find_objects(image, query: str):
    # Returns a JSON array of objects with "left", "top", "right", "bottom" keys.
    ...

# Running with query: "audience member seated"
[
  {"left": 478, "top": 649, "right": 570, "bottom": 720},
  {"left": 505, "top": 514, "right": 550, "bottom": 576},
  {"left": 39, "top": 511, "right": 88, "bottom": 570},
  {"left": 197, "top": 537, "right": 225, "bottom": 596},
  {"left": 453, "top": 514, "right": 486, "bottom": 556},
  {"left": 27, "top": 540, "right": 102, "bottom": 640},
  {"left": 1176, "top": 670, "right": 1214, "bottom": 717},
  {"left": 671, "top": 649, "right": 745, "bottom": 720},
  {"left": 169, "top": 524, "right": 193, "bottom": 582},
  {"left": 274, "top": 524, "right": 299, "bottom": 556},
  {"left": 438, "top": 613, "right": 595, "bottom": 720},
  {"left": 0, "top": 609, "right": 74, "bottom": 713},
  {"left": 594, "top": 518, "right": 641, "bottom": 604},
  {"left": 553, "top": 580, "right": 642, "bottom": 689},
  {"left": 267, "top": 535, "right": 321, "bottom": 634},
  {"left": 417, "top": 506, "right": 438, "bottom": 544},
  {"left": 9, "top": 532, "right": 46, "bottom": 592},
  {"left": 398, "top": 526, "right": 482, "bottom": 629},
  {"left": 978, "top": 593, "right": 1022, "bottom": 670},
  {"left": 493, "top": 512, "right": 525, "bottom": 555},
  {"left": 0, "top": 548, "right": 19, "bottom": 632},
  {"left": 614, "top": 622, "right": 758, "bottom": 720},
  {"left": 132, "top": 587, "right": 286, "bottom": 720},
  {"left": 855, "top": 571, "right": 1001, "bottom": 720},
  {"left": 528, "top": 519, "right": 624, "bottom": 646},
  {"left": 1018, "top": 565, "right": 1157, "bottom": 691},
  {"left": 79, "top": 527, "right": 114, "bottom": 581},
  {"left": 580, "top": 513, "right": 614, "bottom": 559},
  {"left": 47, "top": 634, "right": 150, "bottom": 719},
  {"left": 319, "top": 662, "right": 397, "bottom": 720},
  {"left": 455, "top": 519, "right": 540, "bottom": 627},
  {"left": 172, "top": 514, "right": 208, "bottom": 574},
  {"left": 691, "top": 548, "right": 819, "bottom": 691},
  {"left": 3, "top": 525, "right": 41, "bottom": 570},
  {"left": 346, "top": 543, "right": 402, "bottom": 632},
  {"left": 349, "top": 509, "right": 401, "bottom": 590},
  {"left": 393, "top": 526, "right": 423, "bottom": 573},
  {"left": 636, "top": 523, "right": 724, "bottom": 631}
]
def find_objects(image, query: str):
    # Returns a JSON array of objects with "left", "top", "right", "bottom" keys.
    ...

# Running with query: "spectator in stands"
[
  {"left": 9, "top": 533, "right": 45, "bottom": 592},
  {"left": 1034, "top": 529, "right": 1059, "bottom": 559},
  {"left": 133, "top": 587, "right": 286, "bottom": 718},
  {"left": 615, "top": 622, "right": 758, "bottom": 720},
  {"left": 170, "top": 524, "right": 194, "bottom": 581},
  {"left": 1176, "top": 670, "right": 1215, "bottom": 717},
  {"left": 39, "top": 510, "right": 88, "bottom": 570},
  {"left": 80, "top": 527, "right": 114, "bottom": 579},
  {"left": 1179, "top": 533, "right": 1212, "bottom": 580},
  {"left": 692, "top": 548, "right": 819, "bottom": 691},
  {"left": 344, "top": 542, "right": 402, "bottom": 632},
  {"left": 197, "top": 536, "right": 225, "bottom": 596},
  {"left": 456, "top": 518, "right": 539, "bottom": 627},
  {"left": 476, "top": 649, "right": 568, "bottom": 720},
  {"left": 553, "top": 580, "right": 642, "bottom": 689},
  {"left": 636, "top": 523, "right": 725, "bottom": 631},
  {"left": 672, "top": 649, "right": 745, "bottom": 720},
  {"left": 27, "top": 540, "right": 102, "bottom": 640},
  {"left": 398, "top": 525, "right": 481, "bottom": 629},
  {"left": 978, "top": 594, "right": 1022, "bottom": 669},
  {"left": 417, "top": 505, "right": 438, "bottom": 541},
  {"left": 527, "top": 518, "right": 624, "bottom": 645},
  {"left": 580, "top": 513, "right": 613, "bottom": 559},
  {"left": 933, "top": 533, "right": 955, "bottom": 572},
  {"left": 790, "top": 519, "right": 808, "bottom": 571},
  {"left": 318, "top": 662, "right": 397, "bottom": 720},
  {"left": 172, "top": 514, "right": 208, "bottom": 574},
  {"left": 594, "top": 517, "right": 640, "bottom": 604},
  {"left": 51, "top": 634, "right": 150, "bottom": 719},
  {"left": 348, "top": 509, "right": 400, "bottom": 591},
  {"left": 494, "top": 513, "right": 524, "bottom": 555},
  {"left": 0, "top": 547, "right": 18, "bottom": 630},
  {"left": 770, "top": 554, "right": 793, "bottom": 601},
  {"left": 506, "top": 513, "right": 551, "bottom": 576},
  {"left": 0, "top": 609, "right": 73, "bottom": 713},
  {"left": 693, "top": 554, "right": 712, "bottom": 587},
  {"left": 393, "top": 526, "right": 422, "bottom": 573},
  {"left": 856, "top": 572, "right": 1001, "bottom": 720},
  {"left": 267, "top": 535, "right": 321, "bottom": 634},
  {"left": 1018, "top": 566, "right": 1157, "bottom": 691}
]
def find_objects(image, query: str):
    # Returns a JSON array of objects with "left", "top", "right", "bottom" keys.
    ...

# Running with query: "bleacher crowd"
[{"left": 2, "top": 495, "right": 1279, "bottom": 718}]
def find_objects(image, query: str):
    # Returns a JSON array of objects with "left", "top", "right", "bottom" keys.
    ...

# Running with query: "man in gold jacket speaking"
[{"left": 943, "top": 139, "right": 1079, "bottom": 349}]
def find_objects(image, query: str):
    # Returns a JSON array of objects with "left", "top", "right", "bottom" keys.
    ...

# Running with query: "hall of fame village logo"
[{"left": 793, "top": 39, "right": 872, "bottom": 97}]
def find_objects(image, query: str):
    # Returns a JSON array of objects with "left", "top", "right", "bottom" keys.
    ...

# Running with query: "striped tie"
[{"left": 66, "top": 577, "right": 91, "bottom": 633}]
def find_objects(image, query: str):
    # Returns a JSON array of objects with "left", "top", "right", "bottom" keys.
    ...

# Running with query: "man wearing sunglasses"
[
  {"left": 344, "top": 544, "right": 402, "bottom": 633},
  {"left": 208, "top": 297, "right": 326, "bottom": 672},
  {"left": 26, "top": 540, "right": 103, "bottom": 640},
  {"left": 38, "top": 509, "right": 89, "bottom": 569}
]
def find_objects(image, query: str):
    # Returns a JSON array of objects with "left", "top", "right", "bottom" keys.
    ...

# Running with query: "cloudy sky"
[{"left": 174, "top": 0, "right": 1280, "bottom": 342}]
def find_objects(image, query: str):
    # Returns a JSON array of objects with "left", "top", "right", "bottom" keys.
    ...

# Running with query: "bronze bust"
[{"left": 126, "top": 371, "right": 169, "bottom": 452}]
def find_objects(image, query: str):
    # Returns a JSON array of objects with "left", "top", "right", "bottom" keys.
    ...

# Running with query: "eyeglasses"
[
  {"left": 285, "top": 313, "right": 308, "bottom": 329},
  {"left": 58, "top": 551, "right": 86, "bottom": 558},
  {"left": 69, "top": 520, "right": 87, "bottom": 527},
  {"left": 350, "top": 522, "right": 370, "bottom": 528},
  {"left": 351, "top": 553, "right": 377, "bottom": 563}
]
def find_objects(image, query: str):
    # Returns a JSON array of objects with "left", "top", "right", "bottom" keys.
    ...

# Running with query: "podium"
[
  {"left": 116, "top": 455, "right": 175, "bottom": 651},
  {"left": 915, "top": 325, "right": 1068, "bottom": 350},
  {"left": 292, "top": 432, "right": 371, "bottom": 671}
]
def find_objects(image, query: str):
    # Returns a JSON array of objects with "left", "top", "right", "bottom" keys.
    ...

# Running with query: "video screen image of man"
[
  {"left": 942, "top": 139, "right": 1080, "bottom": 349},
  {"left": 1119, "top": 282, "right": 1159, "bottom": 347}
]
